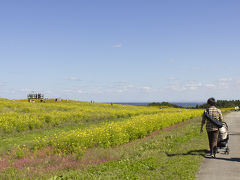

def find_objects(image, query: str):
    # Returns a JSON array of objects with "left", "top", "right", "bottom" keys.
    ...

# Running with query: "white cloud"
[
  {"left": 185, "top": 81, "right": 202, "bottom": 90},
  {"left": 19, "top": 89, "right": 52, "bottom": 95},
  {"left": 205, "top": 84, "right": 216, "bottom": 88},
  {"left": 165, "top": 77, "right": 239, "bottom": 92},
  {"left": 0, "top": 82, "right": 7, "bottom": 87},
  {"left": 168, "top": 77, "right": 177, "bottom": 81},
  {"left": 161, "top": 76, "right": 240, "bottom": 101},
  {"left": 112, "top": 43, "right": 122, "bottom": 48},
  {"left": 66, "top": 77, "right": 81, "bottom": 81},
  {"left": 10, "top": 90, "right": 16, "bottom": 94},
  {"left": 20, "top": 88, "right": 33, "bottom": 92},
  {"left": 115, "top": 89, "right": 124, "bottom": 93},
  {"left": 166, "top": 82, "right": 183, "bottom": 91},
  {"left": 64, "top": 90, "right": 75, "bottom": 93},
  {"left": 109, "top": 82, "right": 153, "bottom": 93},
  {"left": 77, "top": 90, "right": 85, "bottom": 94},
  {"left": 63, "top": 81, "right": 154, "bottom": 95},
  {"left": 64, "top": 88, "right": 103, "bottom": 95},
  {"left": 218, "top": 78, "right": 232, "bottom": 82},
  {"left": 142, "top": 86, "right": 152, "bottom": 92},
  {"left": 53, "top": 77, "right": 240, "bottom": 102},
  {"left": 236, "top": 80, "right": 240, "bottom": 86},
  {"left": 43, "top": 90, "right": 52, "bottom": 94},
  {"left": 111, "top": 81, "right": 128, "bottom": 85},
  {"left": 216, "top": 77, "right": 233, "bottom": 88},
  {"left": 90, "top": 89, "right": 103, "bottom": 94},
  {"left": 166, "top": 80, "right": 203, "bottom": 91}
]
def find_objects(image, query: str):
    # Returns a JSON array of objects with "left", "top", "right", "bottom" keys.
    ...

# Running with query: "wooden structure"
[{"left": 27, "top": 93, "right": 44, "bottom": 102}]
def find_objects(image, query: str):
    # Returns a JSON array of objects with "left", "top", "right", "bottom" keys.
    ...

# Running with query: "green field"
[{"left": 0, "top": 99, "right": 230, "bottom": 179}]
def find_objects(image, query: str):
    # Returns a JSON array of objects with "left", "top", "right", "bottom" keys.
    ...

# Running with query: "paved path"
[{"left": 196, "top": 112, "right": 240, "bottom": 180}]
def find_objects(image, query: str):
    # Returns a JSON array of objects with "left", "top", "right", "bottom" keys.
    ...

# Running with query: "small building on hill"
[{"left": 27, "top": 93, "right": 44, "bottom": 102}]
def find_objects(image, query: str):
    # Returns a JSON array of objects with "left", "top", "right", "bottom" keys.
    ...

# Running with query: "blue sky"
[{"left": 1, "top": 0, "right": 240, "bottom": 102}]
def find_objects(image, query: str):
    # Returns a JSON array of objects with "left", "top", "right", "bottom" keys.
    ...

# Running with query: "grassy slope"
[{"left": 1, "top": 116, "right": 209, "bottom": 180}]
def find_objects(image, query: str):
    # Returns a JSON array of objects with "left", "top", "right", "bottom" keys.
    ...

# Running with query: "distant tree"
[{"left": 148, "top": 102, "right": 182, "bottom": 108}]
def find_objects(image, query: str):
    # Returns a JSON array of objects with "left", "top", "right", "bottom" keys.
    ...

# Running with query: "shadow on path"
[
  {"left": 214, "top": 157, "right": 240, "bottom": 162},
  {"left": 229, "top": 133, "right": 240, "bottom": 136},
  {"left": 166, "top": 149, "right": 208, "bottom": 157},
  {"left": 166, "top": 150, "right": 239, "bottom": 162}
]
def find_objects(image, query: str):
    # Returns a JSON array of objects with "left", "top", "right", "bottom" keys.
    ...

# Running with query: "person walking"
[{"left": 200, "top": 97, "right": 223, "bottom": 158}]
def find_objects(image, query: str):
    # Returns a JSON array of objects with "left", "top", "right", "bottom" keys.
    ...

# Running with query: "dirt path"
[{"left": 196, "top": 112, "right": 240, "bottom": 180}]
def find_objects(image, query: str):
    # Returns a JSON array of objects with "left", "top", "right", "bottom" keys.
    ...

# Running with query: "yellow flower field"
[{"left": 0, "top": 98, "right": 231, "bottom": 154}]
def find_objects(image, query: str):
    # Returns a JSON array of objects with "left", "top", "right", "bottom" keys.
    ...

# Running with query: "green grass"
[
  {"left": 55, "top": 117, "right": 208, "bottom": 180},
  {"left": 1, "top": 116, "right": 209, "bottom": 180}
]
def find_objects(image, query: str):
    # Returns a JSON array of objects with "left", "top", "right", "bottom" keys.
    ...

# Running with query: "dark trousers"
[{"left": 207, "top": 130, "right": 219, "bottom": 154}]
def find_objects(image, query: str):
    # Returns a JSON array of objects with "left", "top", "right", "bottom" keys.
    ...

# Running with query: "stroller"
[{"left": 217, "top": 122, "right": 230, "bottom": 155}]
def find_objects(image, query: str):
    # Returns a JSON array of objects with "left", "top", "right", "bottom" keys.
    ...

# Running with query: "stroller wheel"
[{"left": 225, "top": 147, "right": 230, "bottom": 155}]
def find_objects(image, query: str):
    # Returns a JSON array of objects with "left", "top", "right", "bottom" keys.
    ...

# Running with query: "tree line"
[
  {"left": 148, "top": 100, "right": 240, "bottom": 109},
  {"left": 148, "top": 102, "right": 182, "bottom": 108},
  {"left": 197, "top": 100, "right": 240, "bottom": 109}
]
